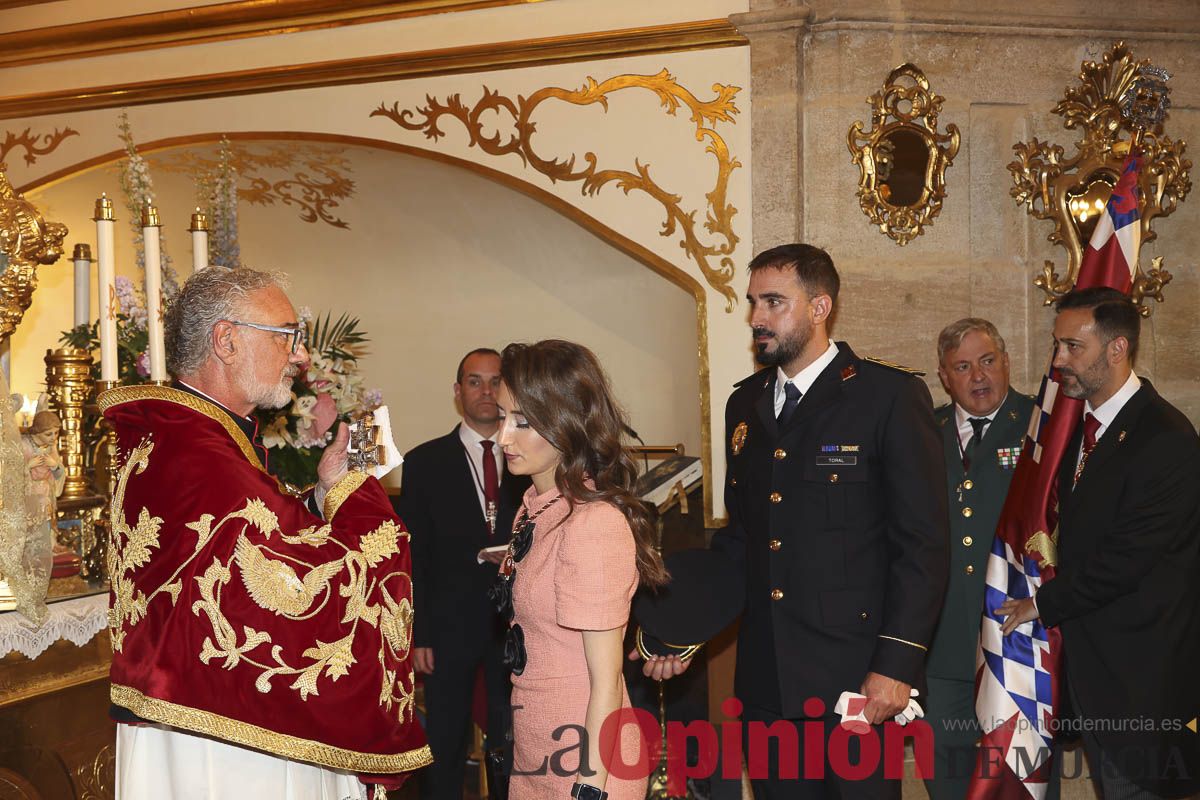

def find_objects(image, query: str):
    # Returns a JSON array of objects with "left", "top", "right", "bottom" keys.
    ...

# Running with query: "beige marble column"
[{"left": 730, "top": 1, "right": 812, "bottom": 255}]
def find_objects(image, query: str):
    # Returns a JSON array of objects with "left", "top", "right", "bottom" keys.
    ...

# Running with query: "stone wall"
[{"left": 740, "top": 0, "right": 1200, "bottom": 418}]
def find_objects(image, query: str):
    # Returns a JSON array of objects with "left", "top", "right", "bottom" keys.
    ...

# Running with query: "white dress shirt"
[
  {"left": 954, "top": 393, "right": 1008, "bottom": 451},
  {"left": 773, "top": 340, "right": 839, "bottom": 417},
  {"left": 458, "top": 421, "right": 505, "bottom": 518},
  {"left": 1077, "top": 371, "right": 1141, "bottom": 467}
]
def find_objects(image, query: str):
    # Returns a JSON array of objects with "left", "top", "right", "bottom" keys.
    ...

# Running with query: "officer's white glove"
[
  {"left": 892, "top": 687, "right": 924, "bottom": 726},
  {"left": 836, "top": 687, "right": 924, "bottom": 729}
]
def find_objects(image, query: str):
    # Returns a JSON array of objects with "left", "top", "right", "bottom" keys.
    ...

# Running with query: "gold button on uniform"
[
  {"left": 769, "top": 539, "right": 782, "bottom": 551},
  {"left": 829, "top": 474, "right": 839, "bottom": 483},
  {"left": 963, "top": 479, "right": 974, "bottom": 490},
  {"left": 962, "top": 535, "right": 974, "bottom": 546},
  {"left": 769, "top": 492, "right": 782, "bottom": 503},
  {"left": 771, "top": 589, "right": 784, "bottom": 601},
  {"left": 962, "top": 507, "right": 973, "bottom": 518},
  {"left": 965, "top": 565, "right": 975, "bottom": 575},
  {"left": 774, "top": 448, "right": 787, "bottom": 460},
  {"left": 860, "top": 611, "right": 869, "bottom": 620},
  {"left": 730, "top": 477, "right": 737, "bottom": 486}
]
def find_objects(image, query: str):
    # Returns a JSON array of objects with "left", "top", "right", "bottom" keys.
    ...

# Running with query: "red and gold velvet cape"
[{"left": 100, "top": 386, "right": 430, "bottom": 779}]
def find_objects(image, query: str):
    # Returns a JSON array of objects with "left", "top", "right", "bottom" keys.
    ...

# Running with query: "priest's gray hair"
[
  {"left": 165, "top": 268, "right": 290, "bottom": 377},
  {"left": 936, "top": 317, "right": 1006, "bottom": 365}
]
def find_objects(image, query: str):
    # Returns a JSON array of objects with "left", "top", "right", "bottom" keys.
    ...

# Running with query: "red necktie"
[
  {"left": 480, "top": 440, "right": 500, "bottom": 534},
  {"left": 1081, "top": 413, "right": 1101, "bottom": 457},
  {"left": 1074, "top": 413, "right": 1102, "bottom": 485}
]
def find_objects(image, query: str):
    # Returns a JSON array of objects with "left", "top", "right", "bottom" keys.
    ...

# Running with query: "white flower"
[{"left": 260, "top": 415, "right": 293, "bottom": 449}]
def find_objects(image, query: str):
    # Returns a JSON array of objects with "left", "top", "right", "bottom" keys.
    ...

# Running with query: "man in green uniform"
[{"left": 925, "top": 318, "right": 1047, "bottom": 800}]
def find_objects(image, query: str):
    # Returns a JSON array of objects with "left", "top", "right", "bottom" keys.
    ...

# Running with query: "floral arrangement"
[
  {"left": 254, "top": 309, "right": 382, "bottom": 489},
  {"left": 61, "top": 114, "right": 383, "bottom": 489},
  {"left": 117, "top": 111, "right": 180, "bottom": 299},
  {"left": 60, "top": 275, "right": 151, "bottom": 384},
  {"left": 194, "top": 136, "right": 242, "bottom": 268}
]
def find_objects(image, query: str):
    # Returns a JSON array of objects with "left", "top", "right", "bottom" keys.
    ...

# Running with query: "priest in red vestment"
[{"left": 102, "top": 268, "right": 429, "bottom": 800}]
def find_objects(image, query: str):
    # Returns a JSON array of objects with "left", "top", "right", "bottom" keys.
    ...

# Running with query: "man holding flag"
[
  {"left": 997, "top": 287, "right": 1200, "bottom": 799},
  {"left": 975, "top": 150, "right": 1200, "bottom": 800}
]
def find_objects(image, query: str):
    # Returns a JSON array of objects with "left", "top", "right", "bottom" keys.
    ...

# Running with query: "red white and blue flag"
[{"left": 967, "top": 155, "right": 1142, "bottom": 800}]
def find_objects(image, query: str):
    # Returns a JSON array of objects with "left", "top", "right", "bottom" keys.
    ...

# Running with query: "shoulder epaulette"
[
  {"left": 733, "top": 367, "right": 774, "bottom": 388},
  {"left": 862, "top": 356, "right": 926, "bottom": 377}
]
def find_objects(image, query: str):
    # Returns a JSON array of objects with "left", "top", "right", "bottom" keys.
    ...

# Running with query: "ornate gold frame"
[
  {"left": 1008, "top": 42, "right": 1191, "bottom": 311},
  {"left": 0, "top": 164, "right": 67, "bottom": 341},
  {"left": 847, "top": 63, "right": 959, "bottom": 246}
]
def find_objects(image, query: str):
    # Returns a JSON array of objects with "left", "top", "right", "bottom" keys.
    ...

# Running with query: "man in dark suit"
[
  {"left": 998, "top": 288, "right": 1200, "bottom": 799},
  {"left": 639, "top": 244, "right": 949, "bottom": 800},
  {"left": 400, "top": 348, "right": 529, "bottom": 800},
  {"left": 926, "top": 318, "right": 1039, "bottom": 800}
]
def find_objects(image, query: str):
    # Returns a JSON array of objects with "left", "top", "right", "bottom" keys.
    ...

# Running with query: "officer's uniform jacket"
[
  {"left": 927, "top": 390, "right": 1033, "bottom": 682},
  {"left": 713, "top": 342, "right": 950, "bottom": 717}
]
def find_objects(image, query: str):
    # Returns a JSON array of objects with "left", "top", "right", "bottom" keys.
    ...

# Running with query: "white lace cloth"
[{"left": 0, "top": 592, "right": 108, "bottom": 659}]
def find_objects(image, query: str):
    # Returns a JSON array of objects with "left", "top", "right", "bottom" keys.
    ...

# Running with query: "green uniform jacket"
[{"left": 926, "top": 389, "right": 1034, "bottom": 682}]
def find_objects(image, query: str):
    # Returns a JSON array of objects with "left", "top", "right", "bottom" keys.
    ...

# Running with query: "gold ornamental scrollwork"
[
  {"left": 0, "top": 126, "right": 79, "bottom": 167},
  {"left": 847, "top": 63, "right": 960, "bottom": 246},
  {"left": 1008, "top": 42, "right": 1191, "bottom": 312},
  {"left": 371, "top": 69, "right": 743, "bottom": 310},
  {"left": 76, "top": 742, "right": 115, "bottom": 800},
  {"left": 151, "top": 143, "right": 356, "bottom": 229},
  {"left": 0, "top": 164, "right": 68, "bottom": 341}
]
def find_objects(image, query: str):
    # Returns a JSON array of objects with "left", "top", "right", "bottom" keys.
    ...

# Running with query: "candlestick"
[
  {"left": 94, "top": 195, "right": 118, "bottom": 382},
  {"left": 72, "top": 243, "right": 92, "bottom": 329},
  {"left": 189, "top": 208, "right": 209, "bottom": 272},
  {"left": 141, "top": 201, "right": 167, "bottom": 382}
]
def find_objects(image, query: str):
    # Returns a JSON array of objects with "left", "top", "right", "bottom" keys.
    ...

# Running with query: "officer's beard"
[{"left": 753, "top": 325, "right": 811, "bottom": 369}]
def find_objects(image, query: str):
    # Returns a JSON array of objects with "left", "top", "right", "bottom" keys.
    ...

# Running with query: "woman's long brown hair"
[{"left": 501, "top": 340, "right": 669, "bottom": 588}]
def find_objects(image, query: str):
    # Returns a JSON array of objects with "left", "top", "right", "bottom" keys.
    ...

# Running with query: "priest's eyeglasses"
[{"left": 228, "top": 320, "right": 307, "bottom": 354}]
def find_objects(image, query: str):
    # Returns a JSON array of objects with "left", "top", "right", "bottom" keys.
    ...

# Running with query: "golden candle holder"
[
  {"left": 94, "top": 194, "right": 115, "bottom": 221},
  {"left": 46, "top": 348, "right": 110, "bottom": 584},
  {"left": 140, "top": 200, "right": 160, "bottom": 228},
  {"left": 93, "top": 380, "right": 121, "bottom": 498},
  {"left": 45, "top": 346, "right": 96, "bottom": 500},
  {"left": 188, "top": 208, "right": 209, "bottom": 232},
  {"left": 79, "top": 379, "right": 123, "bottom": 584}
]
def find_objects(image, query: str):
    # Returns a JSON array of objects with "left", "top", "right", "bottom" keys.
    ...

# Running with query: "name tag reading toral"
[{"left": 816, "top": 455, "right": 858, "bottom": 466}]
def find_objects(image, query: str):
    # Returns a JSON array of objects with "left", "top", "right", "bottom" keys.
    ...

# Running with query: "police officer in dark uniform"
[
  {"left": 636, "top": 244, "right": 949, "bottom": 800},
  {"left": 925, "top": 318, "right": 1044, "bottom": 800}
]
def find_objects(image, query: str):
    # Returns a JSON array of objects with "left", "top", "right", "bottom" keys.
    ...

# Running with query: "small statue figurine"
[{"left": 21, "top": 410, "right": 66, "bottom": 536}]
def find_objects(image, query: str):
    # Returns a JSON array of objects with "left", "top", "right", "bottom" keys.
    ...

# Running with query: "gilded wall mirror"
[
  {"left": 1009, "top": 42, "right": 1190, "bottom": 313},
  {"left": 848, "top": 63, "right": 960, "bottom": 245}
]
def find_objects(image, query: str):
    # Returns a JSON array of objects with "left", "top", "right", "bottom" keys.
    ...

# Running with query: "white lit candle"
[
  {"left": 72, "top": 243, "right": 92, "bottom": 329},
  {"left": 141, "top": 201, "right": 167, "bottom": 382},
  {"left": 189, "top": 208, "right": 209, "bottom": 272},
  {"left": 94, "top": 195, "right": 118, "bottom": 382}
]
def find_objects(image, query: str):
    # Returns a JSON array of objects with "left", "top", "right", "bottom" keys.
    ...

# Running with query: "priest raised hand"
[{"left": 103, "top": 268, "right": 429, "bottom": 800}]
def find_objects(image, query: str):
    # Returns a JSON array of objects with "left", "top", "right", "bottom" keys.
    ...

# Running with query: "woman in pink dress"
[{"left": 491, "top": 340, "right": 669, "bottom": 800}]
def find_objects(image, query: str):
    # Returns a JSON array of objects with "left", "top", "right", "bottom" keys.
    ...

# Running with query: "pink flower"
[
  {"left": 311, "top": 392, "right": 338, "bottom": 437},
  {"left": 295, "top": 391, "right": 339, "bottom": 447},
  {"left": 135, "top": 351, "right": 150, "bottom": 378}
]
